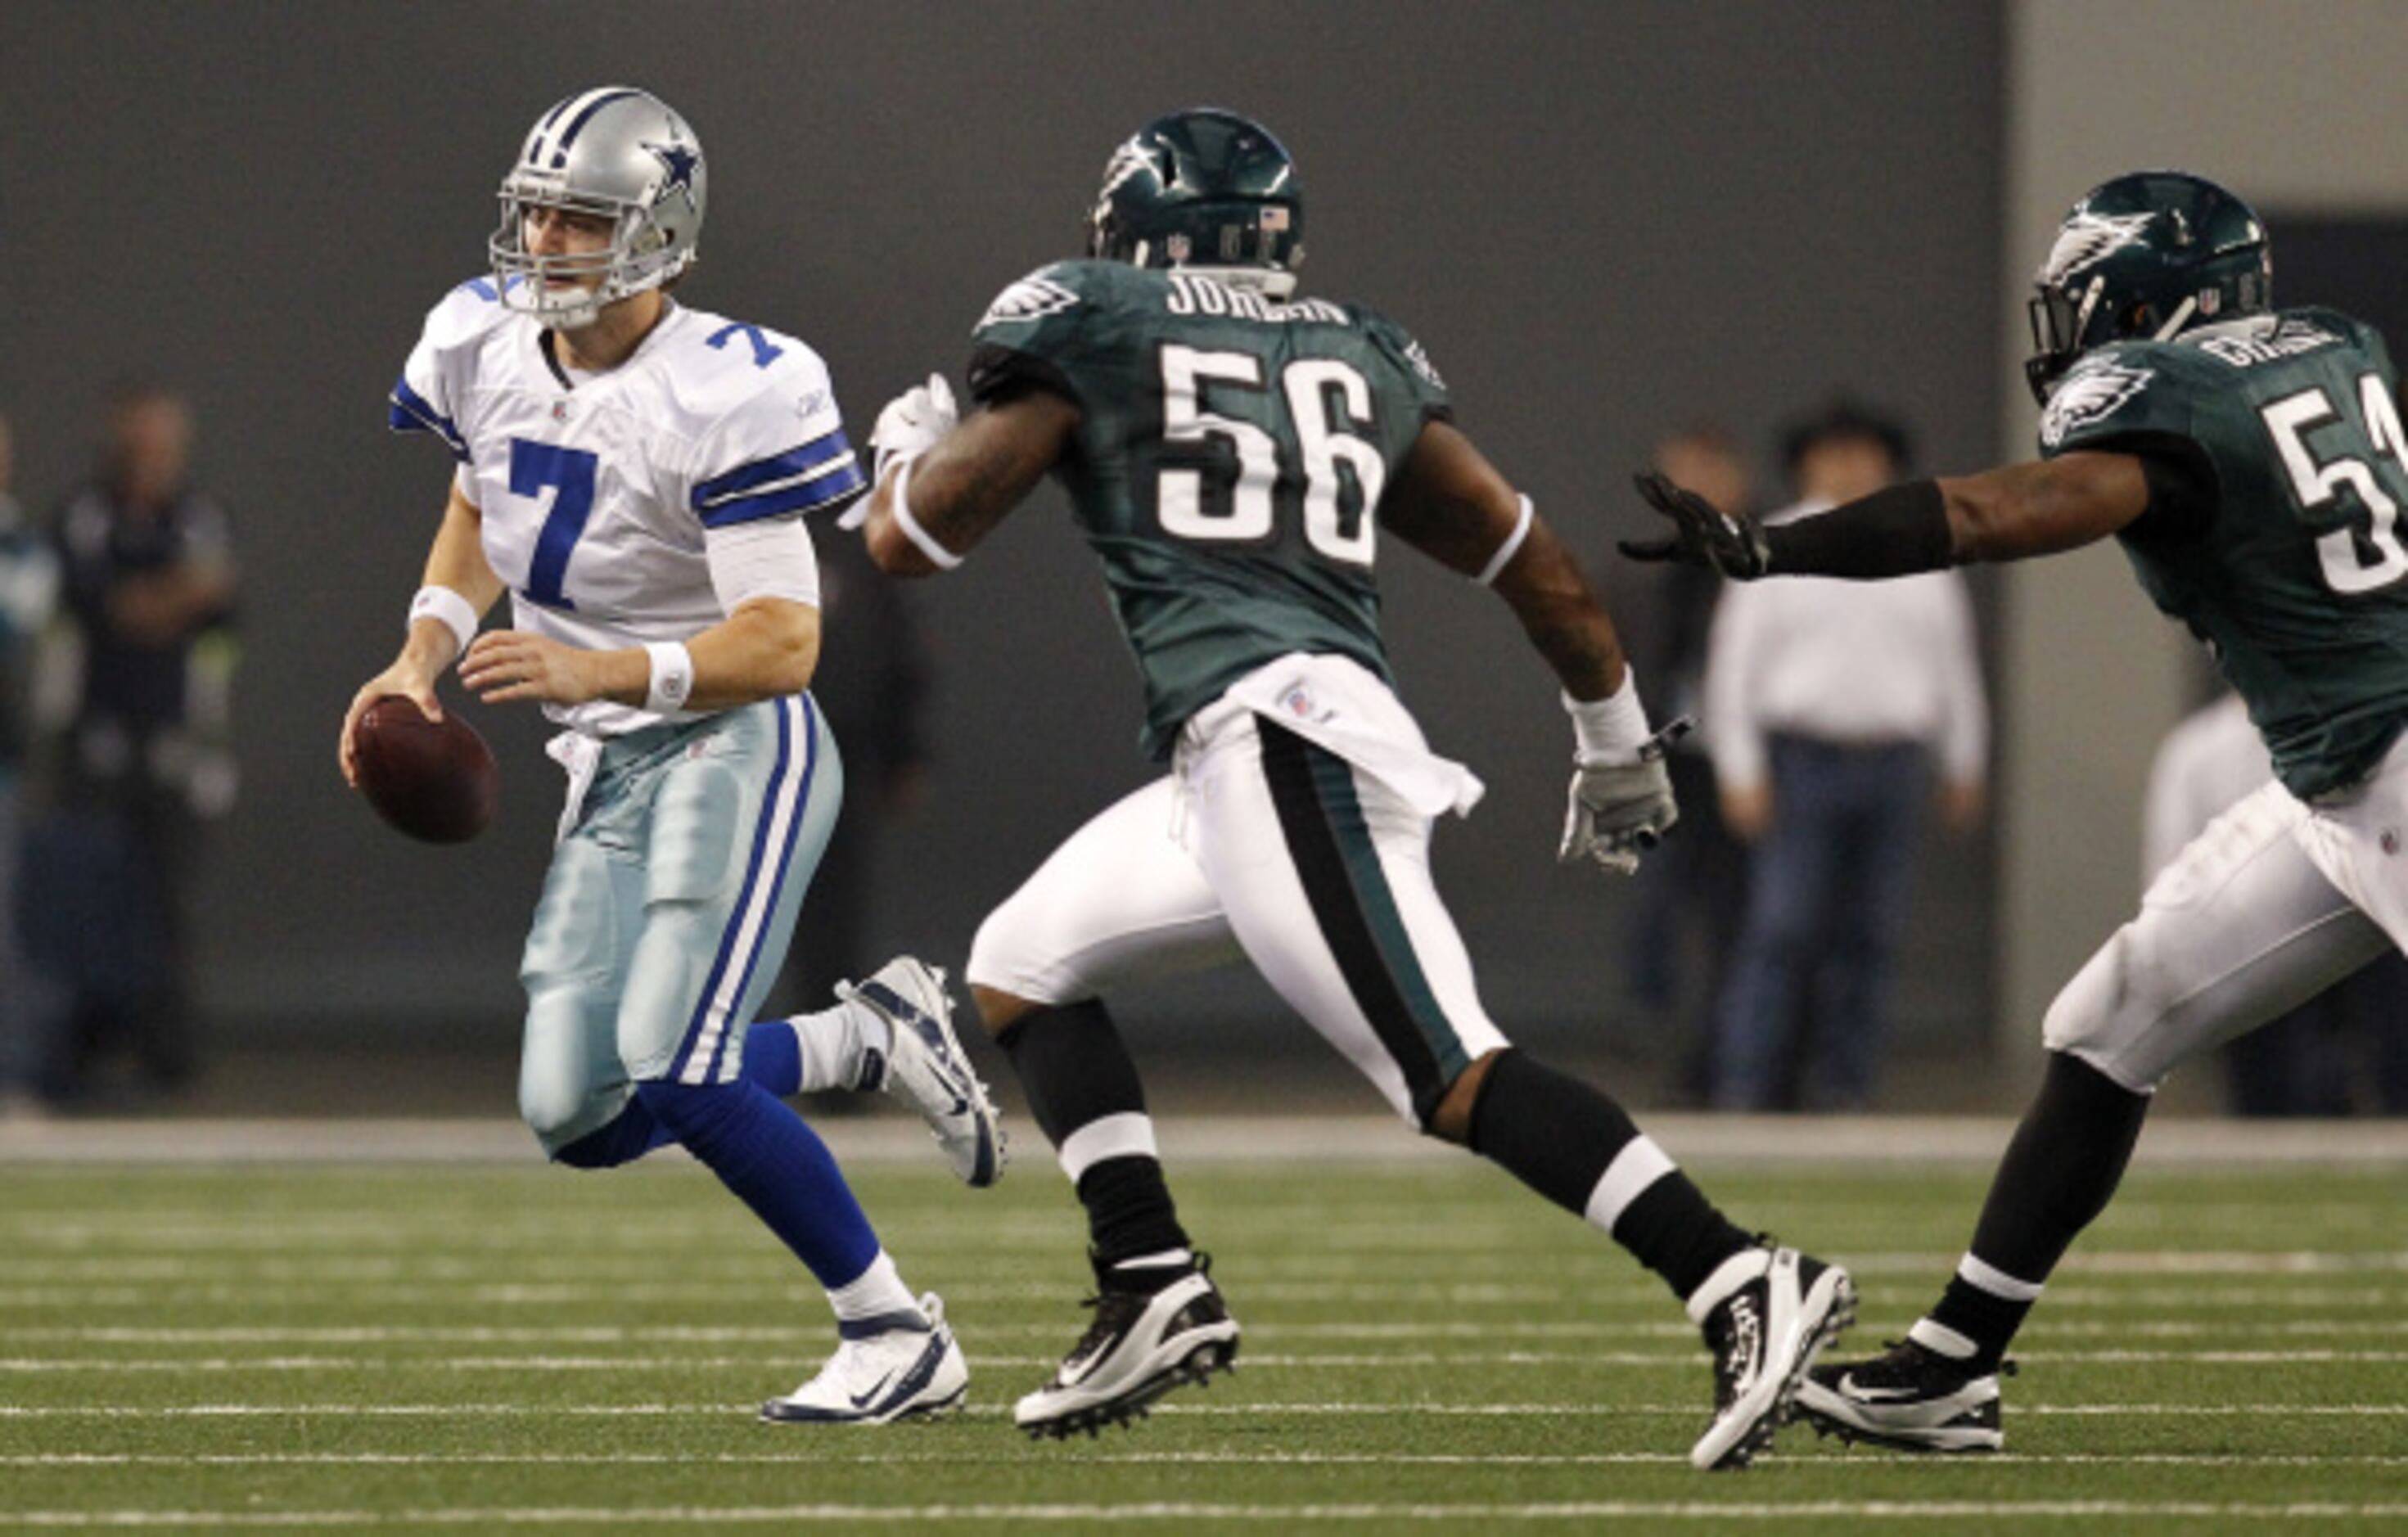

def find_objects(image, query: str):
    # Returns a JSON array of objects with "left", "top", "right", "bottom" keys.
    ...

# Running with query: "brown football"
[{"left": 352, "top": 695, "right": 499, "bottom": 844}]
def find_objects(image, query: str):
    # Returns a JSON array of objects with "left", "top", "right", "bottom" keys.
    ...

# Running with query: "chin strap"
[{"left": 2151, "top": 295, "right": 2198, "bottom": 341}]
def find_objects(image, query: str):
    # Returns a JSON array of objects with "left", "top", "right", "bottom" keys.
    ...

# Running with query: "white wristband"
[
  {"left": 644, "top": 641, "right": 696, "bottom": 715},
  {"left": 408, "top": 585, "right": 480, "bottom": 661},
  {"left": 888, "top": 458, "right": 964, "bottom": 572},
  {"left": 1474, "top": 494, "right": 1535, "bottom": 586},
  {"left": 1563, "top": 669, "right": 1651, "bottom": 767}
]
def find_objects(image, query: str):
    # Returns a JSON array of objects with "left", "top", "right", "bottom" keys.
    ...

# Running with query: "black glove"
[{"left": 1617, "top": 472, "right": 1774, "bottom": 579}]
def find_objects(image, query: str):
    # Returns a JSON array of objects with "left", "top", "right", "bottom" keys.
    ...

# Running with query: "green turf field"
[{"left": 1, "top": 1155, "right": 2401, "bottom": 1532}]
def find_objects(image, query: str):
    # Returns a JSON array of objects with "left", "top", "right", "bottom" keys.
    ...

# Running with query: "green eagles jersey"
[
  {"left": 967, "top": 259, "right": 1454, "bottom": 759},
  {"left": 2038, "top": 307, "right": 2408, "bottom": 798}
]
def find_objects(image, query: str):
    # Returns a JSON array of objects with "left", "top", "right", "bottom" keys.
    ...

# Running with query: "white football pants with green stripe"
[{"left": 967, "top": 696, "right": 1506, "bottom": 1129}]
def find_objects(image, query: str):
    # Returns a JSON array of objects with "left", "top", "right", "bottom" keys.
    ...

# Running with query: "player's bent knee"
[
  {"left": 2040, "top": 925, "right": 2172, "bottom": 1093},
  {"left": 550, "top": 1104, "right": 666, "bottom": 1170},
  {"left": 971, "top": 983, "right": 1039, "bottom": 1039},
  {"left": 965, "top": 902, "right": 1077, "bottom": 1035},
  {"left": 517, "top": 1071, "right": 626, "bottom": 1159}
]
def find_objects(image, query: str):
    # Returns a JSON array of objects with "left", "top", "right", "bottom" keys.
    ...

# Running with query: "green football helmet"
[
  {"left": 1088, "top": 108, "right": 1304, "bottom": 297},
  {"left": 2025, "top": 170, "right": 2270, "bottom": 403}
]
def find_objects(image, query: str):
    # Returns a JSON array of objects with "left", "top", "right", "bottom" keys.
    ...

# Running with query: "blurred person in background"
[
  {"left": 0, "top": 414, "right": 62, "bottom": 1117},
  {"left": 29, "top": 384, "right": 238, "bottom": 1101},
  {"left": 1621, "top": 427, "right": 1755, "bottom": 1102},
  {"left": 2144, "top": 689, "right": 2408, "bottom": 1116},
  {"left": 1699, "top": 401, "right": 1987, "bottom": 1111}
]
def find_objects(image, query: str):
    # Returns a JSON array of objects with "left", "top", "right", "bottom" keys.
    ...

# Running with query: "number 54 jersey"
[
  {"left": 2040, "top": 306, "right": 2408, "bottom": 799},
  {"left": 968, "top": 259, "right": 1454, "bottom": 760},
  {"left": 387, "top": 278, "right": 867, "bottom": 735}
]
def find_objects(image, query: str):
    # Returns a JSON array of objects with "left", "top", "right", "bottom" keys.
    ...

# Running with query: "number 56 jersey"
[
  {"left": 968, "top": 259, "right": 1454, "bottom": 760},
  {"left": 2040, "top": 306, "right": 2408, "bottom": 799},
  {"left": 387, "top": 277, "right": 867, "bottom": 735}
]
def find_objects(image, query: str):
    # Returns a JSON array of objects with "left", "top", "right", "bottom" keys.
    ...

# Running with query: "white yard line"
[
  {"left": 4, "top": 1114, "right": 2406, "bottom": 1166},
  {"left": 3, "top": 1450, "right": 2406, "bottom": 1469}
]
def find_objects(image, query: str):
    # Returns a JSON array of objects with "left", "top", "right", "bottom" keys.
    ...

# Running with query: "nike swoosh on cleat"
[
  {"left": 1837, "top": 1373, "right": 1922, "bottom": 1402},
  {"left": 849, "top": 1371, "right": 897, "bottom": 1410}
]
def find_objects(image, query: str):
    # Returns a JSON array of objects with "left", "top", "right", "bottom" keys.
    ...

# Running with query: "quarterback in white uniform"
[{"left": 339, "top": 87, "right": 997, "bottom": 1425}]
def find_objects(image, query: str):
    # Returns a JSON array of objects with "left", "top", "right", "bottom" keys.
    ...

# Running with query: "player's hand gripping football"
[
  {"left": 340, "top": 654, "right": 448, "bottom": 787},
  {"left": 1619, "top": 472, "right": 1774, "bottom": 579},
  {"left": 1558, "top": 718, "right": 1690, "bottom": 875},
  {"left": 843, "top": 373, "right": 958, "bottom": 530}
]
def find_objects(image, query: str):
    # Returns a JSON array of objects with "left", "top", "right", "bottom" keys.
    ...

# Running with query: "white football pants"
[
  {"left": 2045, "top": 728, "right": 2408, "bottom": 1091},
  {"left": 967, "top": 701, "right": 1508, "bottom": 1126}
]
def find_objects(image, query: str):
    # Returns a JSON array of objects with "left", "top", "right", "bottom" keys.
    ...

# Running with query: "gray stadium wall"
[{"left": 0, "top": 3, "right": 2007, "bottom": 1061}]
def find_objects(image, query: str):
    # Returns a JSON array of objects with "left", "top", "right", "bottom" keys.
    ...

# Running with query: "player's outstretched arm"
[
  {"left": 859, "top": 391, "right": 1080, "bottom": 577},
  {"left": 1382, "top": 420, "right": 1627, "bottom": 701},
  {"left": 340, "top": 484, "right": 502, "bottom": 787},
  {"left": 1939, "top": 451, "right": 2153, "bottom": 562},
  {"left": 1621, "top": 450, "right": 2152, "bottom": 580}
]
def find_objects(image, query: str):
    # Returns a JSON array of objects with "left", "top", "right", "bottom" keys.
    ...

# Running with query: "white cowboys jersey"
[{"left": 388, "top": 277, "right": 866, "bottom": 734}]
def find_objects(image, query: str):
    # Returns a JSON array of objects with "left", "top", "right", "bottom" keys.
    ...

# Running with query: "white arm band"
[
  {"left": 705, "top": 515, "right": 821, "bottom": 613},
  {"left": 644, "top": 642, "right": 696, "bottom": 715},
  {"left": 408, "top": 584, "right": 480, "bottom": 660},
  {"left": 888, "top": 458, "right": 964, "bottom": 572},
  {"left": 1563, "top": 668, "right": 1652, "bottom": 766},
  {"left": 1474, "top": 494, "right": 1535, "bottom": 586}
]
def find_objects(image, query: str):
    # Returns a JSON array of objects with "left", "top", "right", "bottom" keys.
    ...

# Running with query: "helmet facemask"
[
  {"left": 490, "top": 180, "right": 688, "bottom": 331},
  {"left": 2024, "top": 275, "right": 2107, "bottom": 404},
  {"left": 488, "top": 88, "right": 706, "bottom": 331}
]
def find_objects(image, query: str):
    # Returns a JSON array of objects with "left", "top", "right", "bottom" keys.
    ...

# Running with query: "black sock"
[
  {"left": 1469, "top": 1049, "right": 1751, "bottom": 1300},
  {"left": 1927, "top": 1052, "right": 2150, "bottom": 1372},
  {"left": 997, "top": 998, "right": 1191, "bottom": 1282}
]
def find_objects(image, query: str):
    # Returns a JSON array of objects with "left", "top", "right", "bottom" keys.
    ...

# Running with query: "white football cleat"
[
  {"left": 760, "top": 1292, "right": 968, "bottom": 1425},
  {"left": 841, "top": 958, "right": 1004, "bottom": 1188},
  {"left": 1687, "top": 1242, "right": 1856, "bottom": 1470},
  {"left": 1013, "top": 1263, "right": 1241, "bottom": 1439}
]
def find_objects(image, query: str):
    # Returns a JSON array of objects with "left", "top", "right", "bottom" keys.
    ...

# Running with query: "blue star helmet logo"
[{"left": 645, "top": 139, "right": 701, "bottom": 212}]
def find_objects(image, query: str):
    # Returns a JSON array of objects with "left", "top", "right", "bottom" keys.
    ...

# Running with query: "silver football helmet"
[{"left": 489, "top": 87, "right": 706, "bottom": 329}]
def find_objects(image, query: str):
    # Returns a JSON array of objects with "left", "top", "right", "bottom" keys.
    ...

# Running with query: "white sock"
[
  {"left": 787, "top": 1001, "right": 895, "bottom": 1093},
  {"left": 826, "top": 1251, "right": 925, "bottom": 1332},
  {"left": 1908, "top": 1318, "right": 1980, "bottom": 1359}
]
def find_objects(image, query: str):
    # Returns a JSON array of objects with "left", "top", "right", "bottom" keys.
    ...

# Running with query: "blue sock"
[
  {"left": 552, "top": 1101, "right": 679, "bottom": 1170},
  {"left": 634, "top": 1079, "right": 879, "bottom": 1287},
  {"left": 741, "top": 1020, "right": 803, "bottom": 1098}
]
